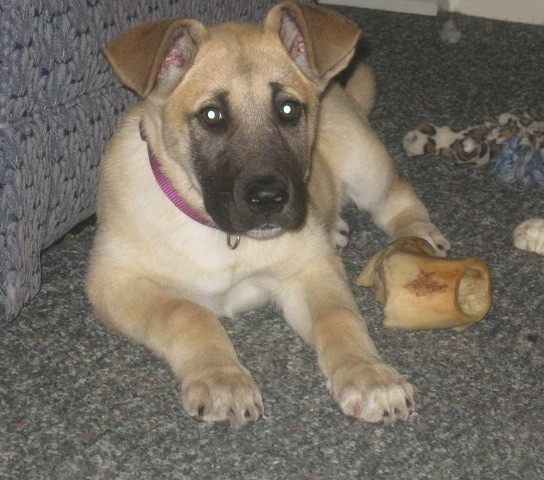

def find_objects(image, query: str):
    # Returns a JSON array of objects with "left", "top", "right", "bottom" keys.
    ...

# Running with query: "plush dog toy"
[
  {"left": 402, "top": 108, "right": 544, "bottom": 182},
  {"left": 403, "top": 109, "right": 544, "bottom": 255}
]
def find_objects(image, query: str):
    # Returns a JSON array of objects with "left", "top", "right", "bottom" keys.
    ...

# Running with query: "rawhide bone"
[{"left": 357, "top": 238, "right": 492, "bottom": 331}]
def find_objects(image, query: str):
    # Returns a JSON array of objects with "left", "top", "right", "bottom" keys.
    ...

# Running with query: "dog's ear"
[
  {"left": 265, "top": 2, "right": 360, "bottom": 88},
  {"left": 104, "top": 18, "right": 208, "bottom": 98}
]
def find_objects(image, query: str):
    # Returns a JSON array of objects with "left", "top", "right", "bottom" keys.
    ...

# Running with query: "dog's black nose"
[{"left": 244, "top": 179, "right": 289, "bottom": 214}]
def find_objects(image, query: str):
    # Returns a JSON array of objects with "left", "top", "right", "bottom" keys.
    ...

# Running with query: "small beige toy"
[{"left": 357, "top": 238, "right": 492, "bottom": 331}]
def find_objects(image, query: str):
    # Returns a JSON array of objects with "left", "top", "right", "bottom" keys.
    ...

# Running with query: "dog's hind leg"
[
  {"left": 319, "top": 85, "right": 450, "bottom": 255},
  {"left": 347, "top": 161, "right": 450, "bottom": 255},
  {"left": 318, "top": 70, "right": 450, "bottom": 254},
  {"left": 87, "top": 267, "right": 263, "bottom": 428},
  {"left": 331, "top": 216, "right": 350, "bottom": 248},
  {"left": 353, "top": 170, "right": 451, "bottom": 256}
]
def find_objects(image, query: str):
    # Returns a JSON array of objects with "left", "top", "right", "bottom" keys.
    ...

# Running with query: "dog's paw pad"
[
  {"left": 513, "top": 218, "right": 544, "bottom": 255},
  {"left": 182, "top": 363, "right": 263, "bottom": 428},
  {"left": 395, "top": 221, "right": 450, "bottom": 257},
  {"left": 329, "top": 360, "right": 415, "bottom": 424}
]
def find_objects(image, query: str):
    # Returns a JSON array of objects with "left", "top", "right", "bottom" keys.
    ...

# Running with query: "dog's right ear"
[
  {"left": 104, "top": 19, "right": 208, "bottom": 98},
  {"left": 265, "top": 2, "right": 360, "bottom": 90}
]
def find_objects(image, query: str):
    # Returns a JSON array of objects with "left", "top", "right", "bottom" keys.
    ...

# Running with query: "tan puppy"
[{"left": 87, "top": 1, "right": 450, "bottom": 428}]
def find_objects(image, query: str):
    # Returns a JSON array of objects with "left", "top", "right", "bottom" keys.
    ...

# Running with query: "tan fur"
[
  {"left": 88, "top": 2, "right": 449, "bottom": 428},
  {"left": 344, "top": 61, "right": 376, "bottom": 118}
]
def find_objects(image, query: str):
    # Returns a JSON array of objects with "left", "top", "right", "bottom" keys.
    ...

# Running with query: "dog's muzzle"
[
  {"left": 244, "top": 177, "right": 290, "bottom": 215},
  {"left": 218, "top": 170, "right": 307, "bottom": 236},
  {"left": 193, "top": 140, "right": 309, "bottom": 238}
]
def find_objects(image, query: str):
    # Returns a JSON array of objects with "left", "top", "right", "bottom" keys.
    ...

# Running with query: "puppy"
[{"left": 87, "top": 1, "right": 450, "bottom": 428}]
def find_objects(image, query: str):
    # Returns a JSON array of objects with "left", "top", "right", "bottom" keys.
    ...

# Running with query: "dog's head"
[{"left": 105, "top": 2, "right": 360, "bottom": 237}]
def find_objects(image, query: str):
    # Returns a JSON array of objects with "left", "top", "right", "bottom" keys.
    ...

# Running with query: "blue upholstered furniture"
[{"left": 0, "top": 0, "right": 312, "bottom": 322}]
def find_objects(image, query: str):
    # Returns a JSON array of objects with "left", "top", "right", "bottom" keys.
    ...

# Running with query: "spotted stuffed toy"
[
  {"left": 403, "top": 109, "right": 544, "bottom": 255},
  {"left": 403, "top": 108, "right": 544, "bottom": 186}
]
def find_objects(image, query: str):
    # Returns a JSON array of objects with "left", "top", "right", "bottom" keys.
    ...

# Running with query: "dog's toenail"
[
  {"left": 383, "top": 410, "right": 390, "bottom": 417},
  {"left": 353, "top": 404, "right": 362, "bottom": 417},
  {"left": 245, "top": 410, "right": 251, "bottom": 418},
  {"left": 198, "top": 405, "right": 205, "bottom": 417},
  {"left": 406, "top": 399, "right": 413, "bottom": 408}
]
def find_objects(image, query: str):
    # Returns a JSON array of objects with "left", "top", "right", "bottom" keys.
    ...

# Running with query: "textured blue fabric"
[
  {"left": 492, "top": 136, "right": 544, "bottom": 186},
  {"left": 0, "top": 0, "right": 313, "bottom": 322}
]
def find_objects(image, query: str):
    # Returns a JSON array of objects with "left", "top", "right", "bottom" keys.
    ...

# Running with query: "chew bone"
[{"left": 357, "top": 238, "right": 492, "bottom": 331}]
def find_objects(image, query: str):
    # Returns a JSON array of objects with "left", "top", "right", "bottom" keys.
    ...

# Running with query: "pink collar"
[{"left": 139, "top": 119, "right": 240, "bottom": 249}]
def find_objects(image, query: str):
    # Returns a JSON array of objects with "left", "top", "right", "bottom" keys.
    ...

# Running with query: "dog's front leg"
[
  {"left": 87, "top": 273, "right": 263, "bottom": 428},
  {"left": 279, "top": 254, "right": 414, "bottom": 423}
]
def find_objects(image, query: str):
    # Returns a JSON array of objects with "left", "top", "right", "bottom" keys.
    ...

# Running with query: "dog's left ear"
[
  {"left": 265, "top": 2, "right": 360, "bottom": 89},
  {"left": 104, "top": 18, "right": 208, "bottom": 98}
]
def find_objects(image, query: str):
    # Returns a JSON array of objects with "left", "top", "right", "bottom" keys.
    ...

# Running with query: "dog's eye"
[
  {"left": 199, "top": 107, "right": 225, "bottom": 129},
  {"left": 278, "top": 101, "right": 301, "bottom": 123}
]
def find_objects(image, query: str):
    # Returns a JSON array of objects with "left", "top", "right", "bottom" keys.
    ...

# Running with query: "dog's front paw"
[
  {"left": 513, "top": 218, "right": 544, "bottom": 254},
  {"left": 182, "top": 362, "right": 263, "bottom": 428},
  {"left": 328, "top": 359, "right": 415, "bottom": 424},
  {"left": 394, "top": 221, "right": 451, "bottom": 257}
]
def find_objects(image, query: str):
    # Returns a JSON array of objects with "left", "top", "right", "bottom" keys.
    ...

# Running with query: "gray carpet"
[{"left": 2, "top": 6, "right": 543, "bottom": 479}]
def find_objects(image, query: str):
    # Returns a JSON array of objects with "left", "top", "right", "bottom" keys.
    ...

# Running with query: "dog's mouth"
[
  {"left": 208, "top": 206, "right": 306, "bottom": 238},
  {"left": 201, "top": 173, "right": 309, "bottom": 237},
  {"left": 188, "top": 124, "right": 312, "bottom": 237},
  {"left": 246, "top": 226, "right": 284, "bottom": 239}
]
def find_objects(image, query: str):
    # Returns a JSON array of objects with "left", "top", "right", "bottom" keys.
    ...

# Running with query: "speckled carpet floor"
[{"left": 2, "top": 6, "right": 543, "bottom": 480}]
